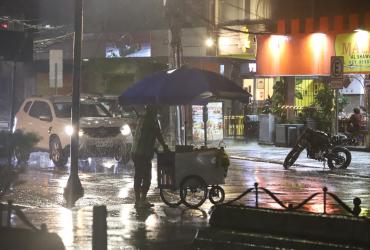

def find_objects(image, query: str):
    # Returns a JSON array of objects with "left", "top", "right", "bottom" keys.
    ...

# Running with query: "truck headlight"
[
  {"left": 65, "top": 125, "right": 74, "bottom": 136},
  {"left": 120, "top": 124, "right": 131, "bottom": 136}
]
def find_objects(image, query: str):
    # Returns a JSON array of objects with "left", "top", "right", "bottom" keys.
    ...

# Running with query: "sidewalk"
[{"left": 224, "top": 141, "right": 370, "bottom": 177}]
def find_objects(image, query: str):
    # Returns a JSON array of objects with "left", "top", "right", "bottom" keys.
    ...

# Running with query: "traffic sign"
[
  {"left": 49, "top": 50, "right": 63, "bottom": 89},
  {"left": 330, "top": 56, "right": 344, "bottom": 89}
]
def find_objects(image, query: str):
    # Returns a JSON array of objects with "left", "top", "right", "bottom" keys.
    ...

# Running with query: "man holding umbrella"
[{"left": 132, "top": 105, "right": 169, "bottom": 208}]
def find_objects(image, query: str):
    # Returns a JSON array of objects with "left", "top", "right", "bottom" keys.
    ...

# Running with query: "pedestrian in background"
[
  {"left": 348, "top": 107, "right": 365, "bottom": 133},
  {"left": 131, "top": 105, "right": 168, "bottom": 208}
]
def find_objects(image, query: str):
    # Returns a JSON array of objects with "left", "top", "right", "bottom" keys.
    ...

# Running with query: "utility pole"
[
  {"left": 164, "top": 0, "right": 184, "bottom": 145},
  {"left": 64, "top": 0, "right": 84, "bottom": 206}
]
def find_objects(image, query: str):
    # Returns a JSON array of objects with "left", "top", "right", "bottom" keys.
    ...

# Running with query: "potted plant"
[
  {"left": 0, "top": 130, "right": 40, "bottom": 164},
  {"left": 258, "top": 80, "right": 288, "bottom": 144}
]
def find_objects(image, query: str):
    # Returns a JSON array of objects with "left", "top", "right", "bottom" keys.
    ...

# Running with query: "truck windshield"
[{"left": 53, "top": 102, "right": 112, "bottom": 118}]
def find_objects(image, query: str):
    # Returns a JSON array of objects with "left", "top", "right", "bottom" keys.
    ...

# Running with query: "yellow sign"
[{"left": 335, "top": 32, "right": 370, "bottom": 73}]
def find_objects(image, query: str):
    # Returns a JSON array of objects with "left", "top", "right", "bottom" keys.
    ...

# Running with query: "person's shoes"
[{"left": 141, "top": 200, "right": 154, "bottom": 208}]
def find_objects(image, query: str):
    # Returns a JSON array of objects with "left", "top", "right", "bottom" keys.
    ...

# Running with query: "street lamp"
[
  {"left": 205, "top": 37, "right": 214, "bottom": 47},
  {"left": 63, "top": 0, "right": 84, "bottom": 206}
]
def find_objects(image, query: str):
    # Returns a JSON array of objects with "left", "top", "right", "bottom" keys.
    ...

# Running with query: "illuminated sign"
[
  {"left": 192, "top": 102, "right": 223, "bottom": 144},
  {"left": 335, "top": 31, "right": 370, "bottom": 73},
  {"left": 218, "top": 26, "right": 256, "bottom": 59}
]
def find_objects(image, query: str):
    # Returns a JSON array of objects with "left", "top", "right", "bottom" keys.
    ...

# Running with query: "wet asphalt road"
[{"left": 1, "top": 150, "right": 370, "bottom": 250}]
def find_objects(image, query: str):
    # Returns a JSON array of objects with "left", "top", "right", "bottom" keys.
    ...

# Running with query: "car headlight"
[
  {"left": 78, "top": 129, "right": 84, "bottom": 137},
  {"left": 65, "top": 125, "right": 74, "bottom": 136},
  {"left": 120, "top": 124, "right": 131, "bottom": 136}
]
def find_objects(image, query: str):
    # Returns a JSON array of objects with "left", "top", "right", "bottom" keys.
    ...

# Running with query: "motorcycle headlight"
[
  {"left": 65, "top": 125, "right": 74, "bottom": 136},
  {"left": 120, "top": 124, "right": 131, "bottom": 136}
]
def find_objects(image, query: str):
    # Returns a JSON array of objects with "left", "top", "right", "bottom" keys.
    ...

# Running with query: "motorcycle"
[{"left": 283, "top": 128, "right": 352, "bottom": 170}]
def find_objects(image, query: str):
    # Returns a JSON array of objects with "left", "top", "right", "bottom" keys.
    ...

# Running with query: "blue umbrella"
[{"left": 119, "top": 67, "right": 251, "bottom": 105}]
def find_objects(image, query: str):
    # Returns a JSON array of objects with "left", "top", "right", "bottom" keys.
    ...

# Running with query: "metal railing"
[{"left": 224, "top": 182, "right": 362, "bottom": 217}]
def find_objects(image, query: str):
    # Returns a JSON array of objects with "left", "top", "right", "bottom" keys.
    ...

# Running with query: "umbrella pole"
[
  {"left": 184, "top": 106, "right": 187, "bottom": 145},
  {"left": 176, "top": 106, "right": 182, "bottom": 145},
  {"left": 203, "top": 105, "right": 208, "bottom": 147}
]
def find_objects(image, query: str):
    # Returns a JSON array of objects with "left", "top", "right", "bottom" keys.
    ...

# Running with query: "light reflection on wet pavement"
[{"left": 2, "top": 147, "right": 370, "bottom": 249}]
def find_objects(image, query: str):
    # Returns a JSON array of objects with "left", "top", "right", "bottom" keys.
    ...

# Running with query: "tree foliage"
[{"left": 270, "top": 80, "right": 287, "bottom": 123}]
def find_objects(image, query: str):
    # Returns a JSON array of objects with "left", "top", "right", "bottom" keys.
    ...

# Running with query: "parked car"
[
  {"left": 14, "top": 95, "right": 133, "bottom": 167},
  {"left": 95, "top": 95, "right": 143, "bottom": 136}
]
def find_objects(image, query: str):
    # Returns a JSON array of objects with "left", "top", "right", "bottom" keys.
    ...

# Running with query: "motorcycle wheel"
[
  {"left": 283, "top": 146, "right": 304, "bottom": 169},
  {"left": 327, "top": 147, "right": 351, "bottom": 170}
]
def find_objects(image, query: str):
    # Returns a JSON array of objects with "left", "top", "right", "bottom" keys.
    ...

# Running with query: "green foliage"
[
  {"left": 297, "top": 105, "right": 316, "bottom": 124},
  {"left": 0, "top": 131, "right": 39, "bottom": 198},
  {"left": 270, "top": 80, "right": 287, "bottom": 123},
  {"left": 0, "top": 130, "right": 40, "bottom": 157},
  {"left": 314, "top": 84, "right": 334, "bottom": 132},
  {"left": 295, "top": 79, "right": 303, "bottom": 100},
  {"left": 295, "top": 81, "right": 335, "bottom": 133},
  {"left": 338, "top": 94, "right": 349, "bottom": 111},
  {"left": 295, "top": 91, "right": 303, "bottom": 100}
]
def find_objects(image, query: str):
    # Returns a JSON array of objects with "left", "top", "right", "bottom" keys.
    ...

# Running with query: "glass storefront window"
[{"left": 295, "top": 77, "right": 324, "bottom": 110}]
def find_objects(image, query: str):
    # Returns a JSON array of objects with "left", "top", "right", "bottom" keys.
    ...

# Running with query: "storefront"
[{"left": 256, "top": 13, "right": 370, "bottom": 147}]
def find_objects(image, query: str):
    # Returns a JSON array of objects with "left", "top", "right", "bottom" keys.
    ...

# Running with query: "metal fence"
[{"left": 224, "top": 182, "right": 362, "bottom": 217}]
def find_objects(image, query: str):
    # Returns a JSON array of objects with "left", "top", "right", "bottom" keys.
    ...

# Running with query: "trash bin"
[
  {"left": 287, "top": 127, "right": 298, "bottom": 147},
  {"left": 275, "top": 124, "right": 287, "bottom": 146}
]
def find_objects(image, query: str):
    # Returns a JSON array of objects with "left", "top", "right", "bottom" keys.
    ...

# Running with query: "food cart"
[
  {"left": 157, "top": 146, "right": 228, "bottom": 208},
  {"left": 119, "top": 67, "right": 250, "bottom": 208}
]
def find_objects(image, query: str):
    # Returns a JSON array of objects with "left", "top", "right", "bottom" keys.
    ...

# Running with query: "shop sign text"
[{"left": 335, "top": 32, "right": 370, "bottom": 73}]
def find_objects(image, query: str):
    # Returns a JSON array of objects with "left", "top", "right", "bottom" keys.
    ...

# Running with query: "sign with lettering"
[
  {"left": 335, "top": 32, "right": 370, "bottom": 73},
  {"left": 330, "top": 56, "right": 344, "bottom": 89}
]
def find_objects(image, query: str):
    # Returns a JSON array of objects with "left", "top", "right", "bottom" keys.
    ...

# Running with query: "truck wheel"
[{"left": 49, "top": 136, "right": 68, "bottom": 167}]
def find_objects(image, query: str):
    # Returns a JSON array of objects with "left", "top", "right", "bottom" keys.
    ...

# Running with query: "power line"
[{"left": 0, "top": 16, "right": 67, "bottom": 31}]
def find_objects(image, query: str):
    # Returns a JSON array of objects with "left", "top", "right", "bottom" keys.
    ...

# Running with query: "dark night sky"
[
  {"left": 1, "top": 0, "right": 167, "bottom": 32},
  {"left": 1, "top": 0, "right": 370, "bottom": 32}
]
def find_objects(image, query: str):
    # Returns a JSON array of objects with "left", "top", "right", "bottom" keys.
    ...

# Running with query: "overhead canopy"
[{"left": 119, "top": 66, "right": 251, "bottom": 105}]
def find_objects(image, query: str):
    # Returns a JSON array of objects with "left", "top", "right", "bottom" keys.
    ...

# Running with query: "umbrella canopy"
[{"left": 119, "top": 67, "right": 251, "bottom": 105}]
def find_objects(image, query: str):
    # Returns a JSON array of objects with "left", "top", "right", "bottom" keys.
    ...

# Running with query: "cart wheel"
[
  {"left": 209, "top": 185, "right": 225, "bottom": 204},
  {"left": 159, "top": 188, "right": 182, "bottom": 207},
  {"left": 180, "top": 175, "right": 208, "bottom": 209}
]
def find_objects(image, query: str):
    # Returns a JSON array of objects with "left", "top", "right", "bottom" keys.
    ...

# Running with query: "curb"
[
  {"left": 193, "top": 205, "right": 370, "bottom": 250},
  {"left": 229, "top": 154, "right": 319, "bottom": 168}
]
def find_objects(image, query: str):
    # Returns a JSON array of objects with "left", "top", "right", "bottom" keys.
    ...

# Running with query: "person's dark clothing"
[
  {"left": 348, "top": 113, "right": 363, "bottom": 133},
  {"left": 131, "top": 113, "right": 162, "bottom": 159},
  {"left": 131, "top": 108, "right": 167, "bottom": 206},
  {"left": 243, "top": 115, "right": 251, "bottom": 139},
  {"left": 133, "top": 155, "right": 152, "bottom": 194}
]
